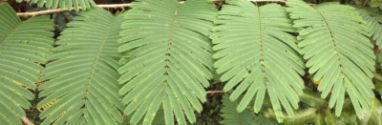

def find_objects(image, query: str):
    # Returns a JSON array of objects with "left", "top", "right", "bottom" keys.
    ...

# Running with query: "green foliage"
[
  {"left": 2, "top": 0, "right": 382, "bottom": 124},
  {"left": 16, "top": 0, "right": 96, "bottom": 11},
  {"left": 220, "top": 94, "right": 277, "bottom": 125},
  {"left": 0, "top": 3, "right": 54, "bottom": 125},
  {"left": 369, "top": 0, "right": 382, "bottom": 10},
  {"left": 283, "top": 89, "right": 323, "bottom": 125},
  {"left": 283, "top": 89, "right": 359, "bottom": 125},
  {"left": 359, "top": 98, "right": 382, "bottom": 125},
  {"left": 123, "top": 109, "right": 166, "bottom": 125},
  {"left": 299, "top": 89, "right": 326, "bottom": 108},
  {"left": 213, "top": 0, "right": 305, "bottom": 122},
  {"left": 282, "top": 108, "right": 316, "bottom": 125},
  {"left": 37, "top": 7, "right": 124, "bottom": 124},
  {"left": 287, "top": 0, "right": 376, "bottom": 119},
  {"left": 118, "top": 0, "right": 217, "bottom": 124},
  {"left": 358, "top": 8, "right": 382, "bottom": 49}
]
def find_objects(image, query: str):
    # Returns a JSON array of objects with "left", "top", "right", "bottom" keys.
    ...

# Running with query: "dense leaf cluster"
[{"left": 1, "top": 0, "right": 382, "bottom": 124}]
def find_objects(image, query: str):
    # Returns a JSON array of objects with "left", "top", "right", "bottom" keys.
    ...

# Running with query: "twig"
[
  {"left": 16, "top": 3, "right": 132, "bottom": 17},
  {"left": 17, "top": 9, "right": 70, "bottom": 17},
  {"left": 362, "top": 0, "right": 369, "bottom": 7},
  {"left": 212, "top": 0, "right": 285, "bottom": 2},
  {"left": 97, "top": 3, "right": 132, "bottom": 8},
  {"left": 354, "top": 0, "right": 361, "bottom": 7},
  {"left": 207, "top": 90, "right": 225, "bottom": 94},
  {"left": 16, "top": 0, "right": 285, "bottom": 17},
  {"left": 249, "top": 0, "right": 285, "bottom": 2},
  {"left": 21, "top": 116, "right": 35, "bottom": 125}
]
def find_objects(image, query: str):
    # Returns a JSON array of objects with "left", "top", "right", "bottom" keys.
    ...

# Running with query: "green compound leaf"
[
  {"left": 0, "top": 3, "right": 54, "bottom": 125},
  {"left": 38, "top": 8, "right": 124, "bottom": 125},
  {"left": 287, "top": 0, "right": 375, "bottom": 119},
  {"left": 118, "top": 0, "right": 217, "bottom": 124},
  {"left": 213, "top": 0, "right": 305, "bottom": 122}
]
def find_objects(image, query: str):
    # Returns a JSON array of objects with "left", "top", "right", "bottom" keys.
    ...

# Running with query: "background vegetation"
[{"left": 1, "top": 0, "right": 382, "bottom": 124}]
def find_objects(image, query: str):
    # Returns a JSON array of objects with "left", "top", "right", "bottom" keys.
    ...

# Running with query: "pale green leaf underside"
[
  {"left": 358, "top": 8, "right": 382, "bottom": 49},
  {"left": 220, "top": 94, "right": 277, "bottom": 125},
  {"left": 38, "top": 8, "right": 124, "bottom": 125},
  {"left": 17, "top": 0, "right": 96, "bottom": 11},
  {"left": 287, "top": 0, "right": 375, "bottom": 119},
  {"left": 0, "top": 3, "right": 54, "bottom": 125},
  {"left": 213, "top": 0, "right": 305, "bottom": 122},
  {"left": 118, "top": 0, "right": 217, "bottom": 125}
]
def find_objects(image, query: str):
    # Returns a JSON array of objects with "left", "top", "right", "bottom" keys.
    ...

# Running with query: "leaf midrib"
[
  {"left": 81, "top": 18, "right": 115, "bottom": 121},
  {"left": 256, "top": 6, "right": 267, "bottom": 81},
  {"left": 0, "top": 16, "right": 21, "bottom": 50},
  {"left": 164, "top": 7, "right": 180, "bottom": 87},
  {"left": 315, "top": 9, "right": 345, "bottom": 89}
]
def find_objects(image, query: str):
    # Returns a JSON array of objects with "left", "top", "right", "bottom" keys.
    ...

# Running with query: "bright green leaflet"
[
  {"left": 37, "top": 8, "right": 124, "bottom": 125},
  {"left": 118, "top": 0, "right": 217, "bottom": 124},
  {"left": 213, "top": 0, "right": 305, "bottom": 122},
  {"left": 0, "top": 3, "right": 54, "bottom": 125},
  {"left": 287, "top": 0, "right": 376, "bottom": 119}
]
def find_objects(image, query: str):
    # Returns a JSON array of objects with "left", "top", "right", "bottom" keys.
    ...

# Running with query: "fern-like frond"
[
  {"left": 118, "top": 0, "right": 217, "bottom": 124},
  {"left": 358, "top": 8, "right": 382, "bottom": 49},
  {"left": 287, "top": 0, "right": 376, "bottom": 119},
  {"left": 213, "top": 0, "right": 305, "bottom": 122},
  {"left": 37, "top": 8, "right": 124, "bottom": 125},
  {"left": 220, "top": 94, "right": 278, "bottom": 125},
  {"left": 17, "top": 0, "right": 96, "bottom": 11},
  {"left": 0, "top": 3, "right": 54, "bottom": 124}
]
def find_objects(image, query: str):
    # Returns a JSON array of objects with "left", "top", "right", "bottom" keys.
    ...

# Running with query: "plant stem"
[
  {"left": 16, "top": 0, "right": 286, "bottom": 17},
  {"left": 21, "top": 116, "right": 35, "bottom": 125}
]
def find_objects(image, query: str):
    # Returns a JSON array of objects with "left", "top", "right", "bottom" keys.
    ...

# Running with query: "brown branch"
[
  {"left": 16, "top": 0, "right": 285, "bottom": 17},
  {"left": 21, "top": 116, "right": 35, "bottom": 125},
  {"left": 16, "top": 3, "right": 132, "bottom": 17},
  {"left": 96, "top": 3, "right": 132, "bottom": 8},
  {"left": 17, "top": 9, "right": 69, "bottom": 17},
  {"left": 249, "top": 0, "right": 285, "bottom": 2},
  {"left": 362, "top": 0, "right": 369, "bottom": 7},
  {"left": 212, "top": 0, "right": 285, "bottom": 2},
  {"left": 354, "top": 0, "right": 361, "bottom": 7},
  {"left": 207, "top": 90, "right": 225, "bottom": 94}
]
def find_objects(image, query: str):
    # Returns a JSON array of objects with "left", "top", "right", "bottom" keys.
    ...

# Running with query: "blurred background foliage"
[{"left": 2, "top": 0, "right": 382, "bottom": 124}]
